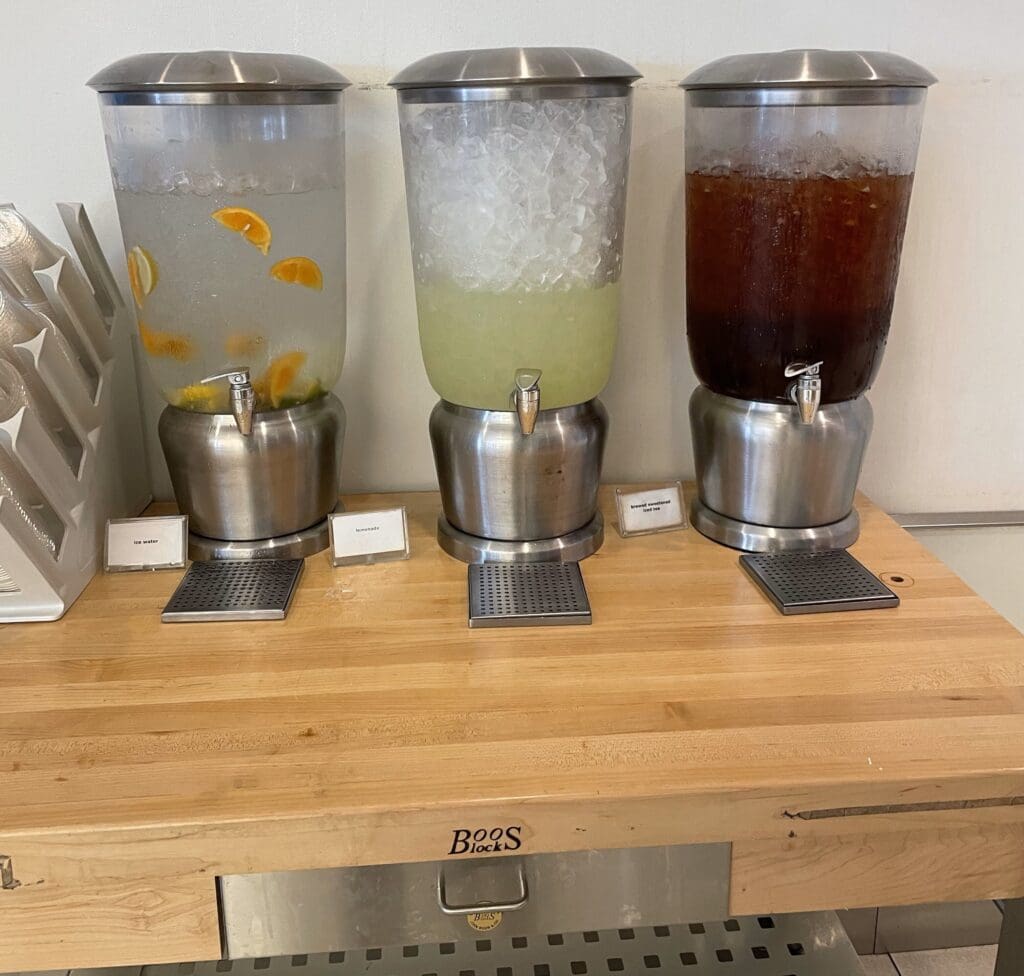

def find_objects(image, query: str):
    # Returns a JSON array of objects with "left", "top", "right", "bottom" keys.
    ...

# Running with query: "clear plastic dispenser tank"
[
  {"left": 391, "top": 48, "right": 639, "bottom": 411},
  {"left": 90, "top": 52, "right": 349, "bottom": 414},
  {"left": 683, "top": 49, "right": 935, "bottom": 404}
]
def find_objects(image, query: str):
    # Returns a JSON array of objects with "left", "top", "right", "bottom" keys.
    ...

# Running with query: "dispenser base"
[
  {"left": 436, "top": 513, "right": 604, "bottom": 564},
  {"left": 188, "top": 505, "right": 343, "bottom": 561},
  {"left": 690, "top": 498, "right": 860, "bottom": 553},
  {"left": 160, "top": 395, "right": 346, "bottom": 546}
]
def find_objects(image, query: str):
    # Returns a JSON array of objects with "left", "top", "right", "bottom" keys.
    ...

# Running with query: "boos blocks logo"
[{"left": 448, "top": 826, "right": 523, "bottom": 856}]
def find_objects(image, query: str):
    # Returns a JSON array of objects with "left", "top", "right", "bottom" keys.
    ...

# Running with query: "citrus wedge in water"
[
  {"left": 269, "top": 256, "right": 323, "bottom": 290},
  {"left": 261, "top": 350, "right": 307, "bottom": 408},
  {"left": 138, "top": 320, "right": 194, "bottom": 362},
  {"left": 126, "top": 245, "right": 158, "bottom": 307},
  {"left": 210, "top": 207, "right": 272, "bottom": 255},
  {"left": 224, "top": 332, "right": 265, "bottom": 359},
  {"left": 173, "top": 383, "right": 228, "bottom": 412}
]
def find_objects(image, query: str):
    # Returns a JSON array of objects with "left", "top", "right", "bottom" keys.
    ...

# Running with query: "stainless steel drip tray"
[
  {"left": 740, "top": 548, "right": 899, "bottom": 615},
  {"left": 468, "top": 561, "right": 592, "bottom": 628},
  {"left": 161, "top": 558, "right": 304, "bottom": 623}
]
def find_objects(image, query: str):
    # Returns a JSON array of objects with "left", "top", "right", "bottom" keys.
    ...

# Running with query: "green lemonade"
[{"left": 416, "top": 279, "right": 620, "bottom": 410}]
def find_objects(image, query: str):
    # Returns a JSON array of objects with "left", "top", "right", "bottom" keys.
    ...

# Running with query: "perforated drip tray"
[
  {"left": 468, "top": 561, "right": 592, "bottom": 628},
  {"left": 162, "top": 558, "right": 304, "bottom": 623},
  {"left": 138, "top": 912, "right": 861, "bottom": 976},
  {"left": 740, "top": 548, "right": 899, "bottom": 615}
]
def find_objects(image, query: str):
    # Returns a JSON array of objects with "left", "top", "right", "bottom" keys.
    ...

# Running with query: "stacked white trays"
[{"left": 0, "top": 203, "right": 149, "bottom": 621}]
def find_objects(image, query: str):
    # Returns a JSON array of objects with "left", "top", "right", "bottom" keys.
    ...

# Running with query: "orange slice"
[
  {"left": 211, "top": 207, "right": 272, "bottom": 255},
  {"left": 251, "top": 374, "right": 269, "bottom": 408},
  {"left": 269, "top": 256, "right": 323, "bottom": 290},
  {"left": 126, "top": 245, "right": 157, "bottom": 307},
  {"left": 138, "top": 320, "right": 195, "bottom": 362},
  {"left": 224, "top": 332, "right": 265, "bottom": 359},
  {"left": 261, "top": 351, "right": 307, "bottom": 408},
  {"left": 173, "top": 383, "right": 228, "bottom": 412}
]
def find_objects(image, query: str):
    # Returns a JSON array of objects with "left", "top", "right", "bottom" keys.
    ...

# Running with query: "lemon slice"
[
  {"left": 211, "top": 207, "right": 272, "bottom": 255},
  {"left": 173, "top": 383, "right": 228, "bottom": 412},
  {"left": 126, "top": 246, "right": 158, "bottom": 307},
  {"left": 269, "top": 256, "right": 323, "bottom": 290}
]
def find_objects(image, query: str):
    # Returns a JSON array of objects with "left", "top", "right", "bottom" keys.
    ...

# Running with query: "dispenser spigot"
[
  {"left": 201, "top": 367, "right": 256, "bottom": 436},
  {"left": 511, "top": 368, "right": 542, "bottom": 435},
  {"left": 784, "top": 361, "right": 823, "bottom": 425}
]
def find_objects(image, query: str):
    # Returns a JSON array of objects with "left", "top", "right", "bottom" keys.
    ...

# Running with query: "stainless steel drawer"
[{"left": 219, "top": 843, "right": 731, "bottom": 959}]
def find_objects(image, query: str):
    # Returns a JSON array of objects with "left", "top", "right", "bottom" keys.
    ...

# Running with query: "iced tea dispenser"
[
  {"left": 682, "top": 50, "right": 935, "bottom": 551},
  {"left": 89, "top": 51, "right": 350, "bottom": 559},
  {"left": 390, "top": 48, "right": 639, "bottom": 562}
]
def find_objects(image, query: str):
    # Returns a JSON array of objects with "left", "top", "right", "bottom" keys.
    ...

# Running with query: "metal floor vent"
[
  {"left": 141, "top": 913, "right": 861, "bottom": 976},
  {"left": 740, "top": 549, "right": 899, "bottom": 615},
  {"left": 162, "top": 558, "right": 304, "bottom": 623},
  {"left": 469, "top": 561, "right": 592, "bottom": 628}
]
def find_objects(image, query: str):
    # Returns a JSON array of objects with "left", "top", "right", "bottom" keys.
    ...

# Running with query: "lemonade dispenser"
[
  {"left": 390, "top": 48, "right": 640, "bottom": 562},
  {"left": 89, "top": 51, "right": 350, "bottom": 559},
  {"left": 682, "top": 50, "right": 935, "bottom": 551}
]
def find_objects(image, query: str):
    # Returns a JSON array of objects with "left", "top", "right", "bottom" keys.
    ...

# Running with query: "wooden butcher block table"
[{"left": 1, "top": 486, "right": 1022, "bottom": 970}]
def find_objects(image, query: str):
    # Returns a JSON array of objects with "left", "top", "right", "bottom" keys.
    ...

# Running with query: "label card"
[
  {"left": 104, "top": 516, "right": 188, "bottom": 572},
  {"left": 615, "top": 483, "right": 688, "bottom": 538},
  {"left": 329, "top": 507, "right": 410, "bottom": 567}
]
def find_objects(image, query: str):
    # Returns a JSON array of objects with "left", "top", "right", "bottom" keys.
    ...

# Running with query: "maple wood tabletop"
[{"left": 1, "top": 486, "right": 1023, "bottom": 968}]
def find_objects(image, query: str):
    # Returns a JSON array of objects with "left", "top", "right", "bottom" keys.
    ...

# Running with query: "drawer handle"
[{"left": 436, "top": 864, "right": 529, "bottom": 915}]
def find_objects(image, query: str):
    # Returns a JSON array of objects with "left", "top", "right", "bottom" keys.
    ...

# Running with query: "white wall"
[{"left": 3, "top": 0, "right": 1022, "bottom": 512}]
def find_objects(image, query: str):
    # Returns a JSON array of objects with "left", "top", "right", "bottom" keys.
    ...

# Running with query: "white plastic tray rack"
[{"left": 0, "top": 203, "right": 150, "bottom": 621}]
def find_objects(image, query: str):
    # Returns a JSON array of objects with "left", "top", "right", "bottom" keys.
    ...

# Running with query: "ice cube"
[{"left": 399, "top": 95, "right": 629, "bottom": 290}]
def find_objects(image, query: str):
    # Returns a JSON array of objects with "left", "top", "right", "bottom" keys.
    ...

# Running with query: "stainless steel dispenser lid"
[
  {"left": 682, "top": 49, "right": 936, "bottom": 89},
  {"left": 88, "top": 51, "right": 350, "bottom": 104},
  {"left": 389, "top": 47, "right": 641, "bottom": 101},
  {"left": 682, "top": 49, "right": 935, "bottom": 106}
]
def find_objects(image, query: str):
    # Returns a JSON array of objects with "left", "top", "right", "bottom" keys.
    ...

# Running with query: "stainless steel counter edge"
[{"left": 894, "top": 511, "right": 1024, "bottom": 529}]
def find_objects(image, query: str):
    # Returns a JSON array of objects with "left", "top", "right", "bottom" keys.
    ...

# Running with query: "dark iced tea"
[{"left": 686, "top": 170, "right": 914, "bottom": 403}]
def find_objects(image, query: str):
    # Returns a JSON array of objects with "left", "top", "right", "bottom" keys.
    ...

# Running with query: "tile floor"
[
  {"left": 860, "top": 945, "right": 998, "bottom": 975},
  {"left": 850, "top": 898, "right": 1003, "bottom": 974}
]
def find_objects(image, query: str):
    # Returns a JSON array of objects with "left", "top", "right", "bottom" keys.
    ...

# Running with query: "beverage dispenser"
[
  {"left": 390, "top": 48, "right": 639, "bottom": 562},
  {"left": 681, "top": 50, "right": 935, "bottom": 551},
  {"left": 88, "top": 52, "right": 350, "bottom": 559}
]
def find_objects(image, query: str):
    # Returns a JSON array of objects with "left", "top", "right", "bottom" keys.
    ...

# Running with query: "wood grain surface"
[
  {"left": 0, "top": 486, "right": 1022, "bottom": 964},
  {"left": 0, "top": 873, "right": 219, "bottom": 970},
  {"left": 732, "top": 821, "right": 1024, "bottom": 914}
]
